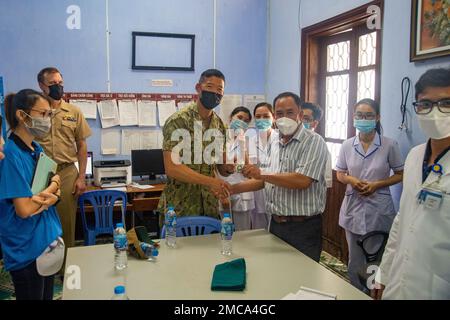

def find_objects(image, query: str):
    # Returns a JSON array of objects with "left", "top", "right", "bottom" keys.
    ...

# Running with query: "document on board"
[
  {"left": 137, "top": 100, "right": 157, "bottom": 127},
  {"left": 177, "top": 100, "right": 194, "bottom": 110},
  {"left": 157, "top": 100, "right": 177, "bottom": 127},
  {"left": 219, "top": 95, "right": 243, "bottom": 123},
  {"left": 98, "top": 100, "right": 120, "bottom": 128},
  {"left": 70, "top": 99, "right": 97, "bottom": 119},
  {"left": 122, "top": 129, "right": 141, "bottom": 155},
  {"left": 101, "top": 129, "right": 121, "bottom": 155},
  {"left": 140, "top": 130, "right": 159, "bottom": 150},
  {"left": 118, "top": 99, "right": 138, "bottom": 126}
]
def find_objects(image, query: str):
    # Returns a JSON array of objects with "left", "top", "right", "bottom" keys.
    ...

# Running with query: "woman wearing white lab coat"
[
  {"left": 218, "top": 106, "right": 255, "bottom": 231},
  {"left": 374, "top": 68, "right": 450, "bottom": 300},
  {"left": 248, "top": 103, "right": 277, "bottom": 230}
]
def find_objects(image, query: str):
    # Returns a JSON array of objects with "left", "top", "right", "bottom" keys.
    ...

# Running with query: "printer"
[{"left": 94, "top": 160, "right": 132, "bottom": 187}]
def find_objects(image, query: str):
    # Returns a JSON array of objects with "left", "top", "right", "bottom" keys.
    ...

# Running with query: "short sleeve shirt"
[
  {"left": 335, "top": 133, "right": 404, "bottom": 234},
  {"left": 36, "top": 100, "right": 92, "bottom": 164},
  {"left": 0, "top": 134, "right": 62, "bottom": 271},
  {"left": 158, "top": 102, "right": 226, "bottom": 217},
  {"left": 265, "top": 126, "right": 328, "bottom": 217}
]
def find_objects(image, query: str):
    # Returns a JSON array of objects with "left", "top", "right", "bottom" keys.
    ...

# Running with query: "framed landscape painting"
[{"left": 410, "top": 0, "right": 450, "bottom": 61}]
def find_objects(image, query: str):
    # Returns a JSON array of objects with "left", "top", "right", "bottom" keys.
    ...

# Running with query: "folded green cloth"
[{"left": 211, "top": 258, "right": 246, "bottom": 291}]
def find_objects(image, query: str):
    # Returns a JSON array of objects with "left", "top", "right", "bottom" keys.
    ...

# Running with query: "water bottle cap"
[
  {"left": 168, "top": 206, "right": 174, "bottom": 211},
  {"left": 152, "top": 248, "right": 159, "bottom": 257},
  {"left": 223, "top": 213, "right": 231, "bottom": 218},
  {"left": 116, "top": 223, "right": 124, "bottom": 228},
  {"left": 114, "top": 286, "right": 125, "bottom": 294}
]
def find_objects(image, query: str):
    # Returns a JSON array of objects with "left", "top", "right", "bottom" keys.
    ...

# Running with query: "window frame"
[{"left": 301, "top": 0, "right": 384, "bottom": 143}]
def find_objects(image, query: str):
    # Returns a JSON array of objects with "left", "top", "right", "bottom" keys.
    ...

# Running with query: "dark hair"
[
  {"left": 4, "top": 89, "right": 50, "bottom": 130},
  {"left": 273, "top": 92, "right": 302, "bottom": 109},
  {"left": 253, "top": 102, "right": 274, "bottom": 116},
  {"left": 230, "top": 106, "right": 252, "bottom": 122},
  {"left": 354, "top": 98, "right": 382, "bottom": 134},
  {"left": 37, "top": 67, "right": 62, "bottom": 84},
  {"left": 301, "top": 102, "right": 323, "bottom": 121},
  {"left": 199, "top": 69, "right": 225, "bottom": 84},
  {"left": 415, "top": 68, "right": 450, "bottom": 100}
]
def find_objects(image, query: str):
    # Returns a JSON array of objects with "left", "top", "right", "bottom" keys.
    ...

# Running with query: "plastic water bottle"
[
  {"left": 165, "top": 206, "right": 177, "bottom": 248},
  {"left": 111, "top": 286, "right": 129, "bottom": 300},
  {"left": 140, "top": 242, "right": 159, "bottom": 262},
  {"left": 221, "top": 213, "right": 234, "bottom": 256},
  {"left": 113, "top": 223, "right": 128, "bottom": 270}
]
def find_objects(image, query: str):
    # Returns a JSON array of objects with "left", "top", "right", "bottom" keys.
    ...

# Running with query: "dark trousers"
[
  {"left": 10, "top": 261, "right": 54, "bottom": 300},
  {"left": 269, "top": 214, "right": 323, "bottom": 262}
]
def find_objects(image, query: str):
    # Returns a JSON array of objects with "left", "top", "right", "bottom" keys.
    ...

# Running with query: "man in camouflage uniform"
[{"left": 158, "top": 69, "right": 234, "bottom": 217}]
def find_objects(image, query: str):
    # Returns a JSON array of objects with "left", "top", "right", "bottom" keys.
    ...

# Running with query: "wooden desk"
[{"left": 62, "top": 230, "right": 370, "bottom": 300}]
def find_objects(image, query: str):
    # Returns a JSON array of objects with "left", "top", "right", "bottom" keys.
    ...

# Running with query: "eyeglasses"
[
  {"left": 354, "top": 112, "right": 377, "bottom": 120},
  {"left": 413, "top": 99, "right": 450, "bottom": 115},
  {"left": 31, "top": 108, "right": 54, "bottom": 119}
]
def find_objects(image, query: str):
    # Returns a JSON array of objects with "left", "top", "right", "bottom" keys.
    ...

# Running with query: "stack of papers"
[{"left": 282, "top": 287, "right": 337, "bottom": 300}]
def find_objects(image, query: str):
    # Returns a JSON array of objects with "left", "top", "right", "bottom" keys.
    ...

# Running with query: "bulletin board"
[{"left": 64, "top": 92, "right": 198, "bottom": 156}]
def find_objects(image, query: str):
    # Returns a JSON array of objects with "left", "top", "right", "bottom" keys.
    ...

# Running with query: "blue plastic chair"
[
  {"left": 78, "top": 190, "right": 127, "bottom": 246},
  {"left": 160, "top": 216, "right": 221, "bottom": 238}
]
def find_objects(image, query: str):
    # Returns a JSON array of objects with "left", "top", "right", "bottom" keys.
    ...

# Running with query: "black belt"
[{"left": 57, "top": 162, "right": 74, "bottom": 172}]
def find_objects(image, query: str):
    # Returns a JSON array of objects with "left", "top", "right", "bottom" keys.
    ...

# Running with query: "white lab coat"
[{"left": 377, "top": 143, "right": 450, "bottom": 300}]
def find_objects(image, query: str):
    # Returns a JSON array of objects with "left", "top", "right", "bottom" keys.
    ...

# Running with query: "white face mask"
[
  {"left": 417, "top": 109, "right": 450, "bottom": 140},
  {"left": 276, "top": 117, "right": 299, "bottom": 136}
]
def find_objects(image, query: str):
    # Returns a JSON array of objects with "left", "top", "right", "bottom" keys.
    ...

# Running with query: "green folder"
[
  {"left": 211, "top": 258, "right": 246, "bottom": 291},
  {"left": 31, "top": 152, "right": 57, "bottom": 195}
]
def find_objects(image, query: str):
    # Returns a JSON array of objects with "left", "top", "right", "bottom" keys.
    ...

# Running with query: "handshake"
[{"left": 209, "top": 163, "right": 263, "bottom": 203}]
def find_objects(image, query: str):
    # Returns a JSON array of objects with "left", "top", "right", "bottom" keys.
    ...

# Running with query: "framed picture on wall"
[
  {"left": 410, "top": 0, "right": 450, "bottom": 62},
  {"left": 132, "top": 32, "right": 195, "bottom": 71}
]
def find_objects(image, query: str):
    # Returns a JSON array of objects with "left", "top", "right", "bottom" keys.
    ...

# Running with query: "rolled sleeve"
[
  {"left": 162, "top": 117, "right": 184, "bottom": 152},
  {"left": 295, "top": 135, "right": 328, "bottom": 181},
  {"left": 388, "top": 141, "right": 404, "bottom": 171}
]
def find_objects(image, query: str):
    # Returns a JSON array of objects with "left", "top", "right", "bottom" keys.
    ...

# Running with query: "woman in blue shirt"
[
  {"left": 336, "top": 99, "right": 404, "bottom": 292},
  {"left": 0, "top": 89, "right": 62, "bottom": 300}
]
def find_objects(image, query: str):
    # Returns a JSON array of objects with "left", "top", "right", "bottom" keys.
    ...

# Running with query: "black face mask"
[
  {"left": 200, "top": 91, "right": 222, "bottom": 110},
  {"left": 48, "top": 84, "right": 64, "bottom": 101}
]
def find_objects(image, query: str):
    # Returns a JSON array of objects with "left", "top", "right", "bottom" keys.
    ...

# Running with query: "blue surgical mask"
[
  {"left": 354, "top": 119, "right": 376, "bottom": 133},
  {"left": 255, "top": 119, "right": 273, "bottom": 131},
  {"left": 303, "top": 122, "right": 312, "bottom": 130},
  {"left": 230, "top": 119, "right": 249, "bottom": 131}
]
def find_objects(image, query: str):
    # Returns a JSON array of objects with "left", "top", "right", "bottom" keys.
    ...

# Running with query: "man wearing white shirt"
[{"left": 372, "top": 68, "right": 450, "bottom": 300}]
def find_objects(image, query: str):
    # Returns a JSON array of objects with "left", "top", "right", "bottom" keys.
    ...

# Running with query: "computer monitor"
[
  {"left": 131, "top": 149, "right": 165, "bottom": 181},
  {"left": 74, "top": 151, "right": 94, "bottom": 179}
]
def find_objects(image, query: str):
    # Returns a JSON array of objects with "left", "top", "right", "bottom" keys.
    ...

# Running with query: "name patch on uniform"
[{"left": 62, "top": 115, "right": 77, "bottom": 122}]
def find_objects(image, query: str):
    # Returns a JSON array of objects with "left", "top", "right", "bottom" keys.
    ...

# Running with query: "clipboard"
[{"left": 31, "top": 152, "right": 58, "bottom": 195}]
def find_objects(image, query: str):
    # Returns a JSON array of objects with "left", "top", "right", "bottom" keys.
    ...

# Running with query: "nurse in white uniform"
[
  {"left": 218, "top": 106, "right": 254, "bottom": 231},
  {"left": 374, "top": 68, "right": 450, "bottom": 300},
  {"left": 248, "top": 103, "right": 278, "bottom": 230}
]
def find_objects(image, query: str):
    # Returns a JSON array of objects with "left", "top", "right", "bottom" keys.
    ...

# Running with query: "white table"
[{"left": 62, "top": 230, "right": 370, "bottom": 300}]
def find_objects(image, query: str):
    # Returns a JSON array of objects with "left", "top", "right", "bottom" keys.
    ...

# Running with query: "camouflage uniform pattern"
[{"left": 157, "top": 102, "right": 226, "bottom": 218}]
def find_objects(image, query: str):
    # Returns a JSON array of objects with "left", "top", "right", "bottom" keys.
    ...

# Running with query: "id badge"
[{"left": 421, "top": 189, "right": 443, "bottom": 211}]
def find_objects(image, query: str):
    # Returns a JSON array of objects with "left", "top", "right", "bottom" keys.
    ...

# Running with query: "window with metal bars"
[{"left": 318, "top": 25, "right": 381, "bottom": 168}]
